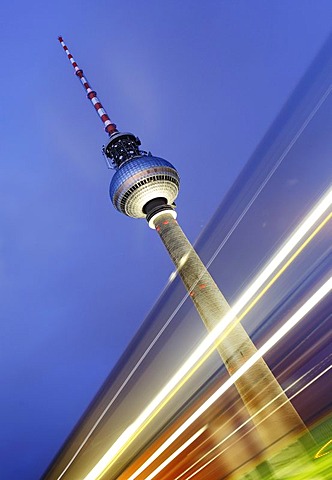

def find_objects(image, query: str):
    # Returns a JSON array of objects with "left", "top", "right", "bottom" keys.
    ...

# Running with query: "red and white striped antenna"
[{"left": 58, "top": 36, "right": 117, "bottom": 135}]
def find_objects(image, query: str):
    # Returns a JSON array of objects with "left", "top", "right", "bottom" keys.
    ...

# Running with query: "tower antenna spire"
[{"left": 58, "top": 36, "right": 117, "bottom": 135}]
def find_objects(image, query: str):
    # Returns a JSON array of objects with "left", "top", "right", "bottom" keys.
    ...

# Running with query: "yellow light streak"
[
  {"left": 216, "top": 210, "right": 331, "bottom": 350},
  {"left": 177, "top": 363, "right": 332, "bottom": 479},
  {"left": 314, "top": 439, "right": 332, "bottom": 459},
  {"left": 83, "top": 189, "right": 332, "bottom": 480},
  {"left": 122, "top": 209, "right": 329, "bottom": 478},
  {"left": 237, "top": 211, "right": 331, "bottom": 321},
  {"left": 129, "top": 279, "right": 331, "bottom": 480}
]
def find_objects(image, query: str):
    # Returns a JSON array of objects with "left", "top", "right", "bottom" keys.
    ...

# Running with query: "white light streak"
[
  {"left": 143, "top": 426, "right": 207, "bottom": 480},
  {"left": 129, "top": 279, "right": 331, "bottom": 480},
  {"left": 176, "top": 361, "right": 332, "bottom": 480},
  {"left": 168, "top": 270, "right": 178, "bottom": 282},
  {"left": 83, "top": 190, "right": 331, "bottom": 480}
]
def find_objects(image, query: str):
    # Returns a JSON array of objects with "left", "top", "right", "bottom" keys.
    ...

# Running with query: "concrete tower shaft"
[{"left": 151, "top": 211, "right": 308, "bottom": 458}]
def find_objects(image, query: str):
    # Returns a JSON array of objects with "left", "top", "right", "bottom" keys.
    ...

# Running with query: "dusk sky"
[{"left": 1, "top": 2, "right": 332, "bottom": 479}]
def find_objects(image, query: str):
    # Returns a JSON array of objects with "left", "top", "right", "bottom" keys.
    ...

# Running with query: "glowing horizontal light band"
[
  {"left": 129, "top": 278, "right": 331, "bottom": 480},
  {"left": 179, "top": 362, "right": 332, "bottom": 480},
  {"left": 143, "top": 426, "right": 207, "bottom": 480},
  {"left": 83, "top": 189, "right": 331, "bottom": 480}
]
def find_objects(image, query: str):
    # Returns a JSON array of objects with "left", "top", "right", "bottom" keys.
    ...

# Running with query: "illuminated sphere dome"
[{"left": 109, "top": 155, "right": 180, "bottom": 218}]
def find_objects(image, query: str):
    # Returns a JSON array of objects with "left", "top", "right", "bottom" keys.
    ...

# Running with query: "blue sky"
[{"left": 1, "top": 1, "right": 332, "bottom": 478}]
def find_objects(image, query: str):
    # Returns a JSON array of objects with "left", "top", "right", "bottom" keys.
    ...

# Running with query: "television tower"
[{"left": 58, "top": 37, "right": 312, "bottom": 475}]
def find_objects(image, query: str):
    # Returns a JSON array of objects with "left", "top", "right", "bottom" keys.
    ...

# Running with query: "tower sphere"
[{"left": 109, "top": 155, "right": 180, "bottom": 218}]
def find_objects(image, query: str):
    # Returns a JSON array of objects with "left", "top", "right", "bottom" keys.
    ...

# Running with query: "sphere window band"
[{"left": 110, "top": 156, "right": 180, "bottom": 218}]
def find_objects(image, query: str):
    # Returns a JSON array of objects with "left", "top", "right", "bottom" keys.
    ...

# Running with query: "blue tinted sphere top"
[{"left": 109, "top": 155, "right": 180, "bottom": 218}]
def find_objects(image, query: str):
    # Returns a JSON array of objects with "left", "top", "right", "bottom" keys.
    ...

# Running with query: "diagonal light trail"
[
  {"left": 144, "top": 426, "right": 208, "bottom": 480},
  {"left": 174, "top": 359, "right": 332, "bottom": 480},
  {"left": 129, "top": 279, "right": 331, "bottom": 480},
  {"left": 83, "top": 189, "right": 331, "bottom": 480}
]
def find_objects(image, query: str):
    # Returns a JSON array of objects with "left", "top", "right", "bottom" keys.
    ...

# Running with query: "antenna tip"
[{"left": 58, "top": 36, "right": 63, "bottom": 42}]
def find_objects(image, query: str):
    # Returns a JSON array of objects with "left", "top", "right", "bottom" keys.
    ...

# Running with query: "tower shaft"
[{"left": 152, "top": 211, "right": 310, "bottom": 464}]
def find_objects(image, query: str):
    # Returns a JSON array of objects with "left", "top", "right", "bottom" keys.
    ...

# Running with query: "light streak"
[
  {"left": 177, "top": 362, "right": 332, "bottom": 480},
  {"left": 124, "top": 279, "right": 331, "bottom": 480},
  {"left": 234, "top": 212, "right": 331, "bottom": 321},
  {"left": 124, "top": 280, "right": 330, "bottom": 480},
  {"left": 201, "top": 84, "right": 332, "bottom": 274},
  {"left": 143, "top": 426, "right": 207, "bottom": 480},
  {"left": 315, "top": 439, "right": 332, "bottom": 459},
  {"left": 128, "top": 277, "right": 332, "bottom": 480},
  {"left": 83, "top": 190, "right": 331, "bottom": 480}
]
